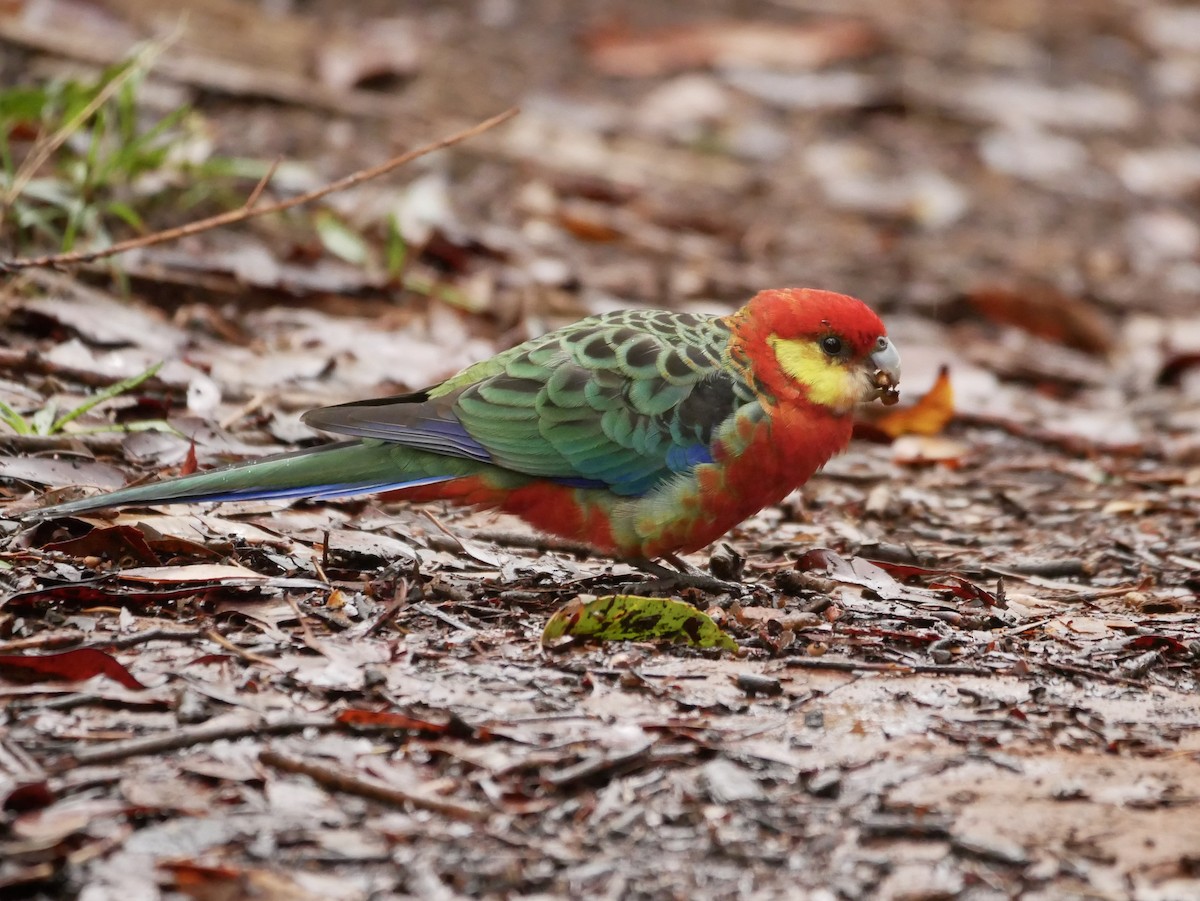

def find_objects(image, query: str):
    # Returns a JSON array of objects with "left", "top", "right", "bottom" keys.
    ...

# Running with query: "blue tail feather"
[{"left": 188, "top": 476, "right": 453, "bottom": 505}]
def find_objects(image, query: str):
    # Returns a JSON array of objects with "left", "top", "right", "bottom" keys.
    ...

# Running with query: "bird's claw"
[
  {"left": 620, "top": 555, "right": 747, "bottom": 597},
  {"left": 621, "top": 574, "right": 746, "bottom": 597}
]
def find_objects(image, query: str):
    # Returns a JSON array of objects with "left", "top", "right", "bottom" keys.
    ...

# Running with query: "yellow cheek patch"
[{"left": 768, "top": 335, "right": 861, "bottom": 411}]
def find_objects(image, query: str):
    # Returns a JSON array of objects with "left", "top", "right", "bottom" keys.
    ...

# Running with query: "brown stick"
[
  {"left": 259, "top": 747, "right": 487, "bottom": 821},
  {"left": 0, "top": 107, "right": 519, "bottom": 273},
  {"left": 241, "top": 157, "right": 282, "bottom": 210},
  {"left": 203, "top": 628, "right": 281, "bottom": 668},
  {"left": 49, "top": 713, "right": 332, "bottom": 769},
  {"left": 784, "top": 657, "right": 997, "bottom": 677}
]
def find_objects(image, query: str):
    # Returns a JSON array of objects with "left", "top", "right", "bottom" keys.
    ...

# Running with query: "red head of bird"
[{"left": 725, "top": 287, "right": 901, "bottom": 414}]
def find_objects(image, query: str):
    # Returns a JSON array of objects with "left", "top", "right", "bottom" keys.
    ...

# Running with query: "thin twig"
[
  {"left": 284, "top": 593, "right": 326, "bottom": 655},
  {"left": 0, "top": 630, "right": 89, "bottom": 653},
  {"left": 361, "top": 577, "right": 411, "bottom": 637},
  {"left": 242, "top": 157, "right": 281, "bottom": 210},
  {"left": 259, "top": 747, "right": 488, "bottom": 821},
  {"left": 217, "top": 391, "right": 273, "bottom": 430},
  {"left": 411, "top": 601, "right": 478, "bottom": 635},
  {"left": 49, "top": 713, "right": 331, "bottom": 770},
  {"left": 473, "top": 529, "right": 596, "bottom": 558},
  {"left": 784, "top": 657, "right": 997, "bottom": 677},
  {"left": 542, "top": 745, "right": 656, "bottom": 789},
  {"left": 0, "top": 623, "right": 203, "bottom": 655},
  {"left": 0, "top": 108, "right": 519, "bottom": 272},
  {"left": 203, "top": 628, "right": 280, "bottom": 668},
  {"left": 1038, "top": 658, "right": 1149, "bottom": 687}
]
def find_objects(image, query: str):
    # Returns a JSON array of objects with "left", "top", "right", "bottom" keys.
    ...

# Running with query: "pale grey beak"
[{"left": 869, "top": 337, "right": 901, "bottom": 405}]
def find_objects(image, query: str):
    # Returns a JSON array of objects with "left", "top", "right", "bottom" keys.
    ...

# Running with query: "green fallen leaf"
[
  {"left": 542, "top": 594, "right": 737, "bottom": 652},
  {"left": 314, "top": 210, "right": 369, "bottom": 265}
]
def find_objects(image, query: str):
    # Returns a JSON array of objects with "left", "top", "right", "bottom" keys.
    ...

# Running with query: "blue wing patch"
[{"left": 665, "top": 443, "right": 714, "bottom": 472}]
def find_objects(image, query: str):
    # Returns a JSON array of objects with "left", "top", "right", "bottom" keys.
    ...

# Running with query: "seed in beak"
[{"left": 874, "top": 370, "right": 901, "bottom": 406}]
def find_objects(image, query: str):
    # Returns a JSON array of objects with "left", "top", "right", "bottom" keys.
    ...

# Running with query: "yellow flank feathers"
[{"left": 768, "top": 335, "right": 865, "bottom": 412}]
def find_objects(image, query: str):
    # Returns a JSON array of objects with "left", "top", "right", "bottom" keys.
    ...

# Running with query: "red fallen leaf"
[
  {"left": 440, "top": 228, "right": 512, "bottom": 268},
  {"left": 968, "top": 284, "right": 1115, "bottom": 355},
  {"left": 866, "top": 560, "right": 947, "bottom": 581},
  {"left": 7, "top": 121, "right": 41, "bottom": 141},
  {"left": 1157, "top": 352, "right": 1200, "bottom": 387},
  {"left": 164, "top": 861, "right": 243, "bottom": 886},
  {"left": 336, "top": 708, "right": 451, "bottom": 734},
  {"left": 180, "top": 440, "right": 199, "bottom": 477},
  {"left": 1127, "top": 635, "right": 1189, "bottom": 654},
  {"left": 3, "top": 781, "right": 55, "bottom": 813},
  {"left": 3, "top": 581, "right": 219, "bottom": 610},
  {"left": 43, "top": 525, "right": 161, "bottom": 566},
  {"left": 876, "top": 366, "right": 955, "bottom": 438},
  {"left": 0, "top": 649, "right": 145, "bottom": 689},
  {"left": 930, "top": 575, "right": 1002, "bottom": 608}
]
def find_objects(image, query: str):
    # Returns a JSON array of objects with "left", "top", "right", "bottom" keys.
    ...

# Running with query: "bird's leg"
[
  {"left": 621, "top": 555, "right": 744, "bottom": 596},
  {"left": 663, "top": 553, "right": 706, "bottom": 576}
]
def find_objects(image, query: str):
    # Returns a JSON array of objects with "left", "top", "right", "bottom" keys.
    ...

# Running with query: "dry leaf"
[
  {"left": 968, "top": 284, "right": 1115, "bottom": 355},
  {"left": 117, "top": 563, "right": 272, "bottom": 583},
  {"left": 584, "top": 19, "right": 877, "bottom": 78},
  {"left": 891, "top": 434, "right": 969, "bottom": 466}
]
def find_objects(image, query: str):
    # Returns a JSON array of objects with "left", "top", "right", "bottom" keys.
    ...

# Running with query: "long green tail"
[{"left": 25, "top": 439, "right": 460, "bottom": 520}]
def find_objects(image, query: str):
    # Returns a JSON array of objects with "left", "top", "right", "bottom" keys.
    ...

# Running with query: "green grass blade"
[
  {"left": 0, "top": 398, "right": 32, "bottom": 435},
  {"left": 49, "top": 361, "right": 162, "bottom": 434}
]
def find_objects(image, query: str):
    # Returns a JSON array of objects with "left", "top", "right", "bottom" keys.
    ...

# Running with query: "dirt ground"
[{"left": 2, "top": 0, "right": 1200, "bottom": 899}]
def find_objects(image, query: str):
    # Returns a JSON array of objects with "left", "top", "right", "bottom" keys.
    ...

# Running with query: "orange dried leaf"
[{"left": 876, "top": 365, "right": 955, "bottom": 438}]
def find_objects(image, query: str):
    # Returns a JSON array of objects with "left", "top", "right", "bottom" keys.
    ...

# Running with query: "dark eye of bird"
[
  {"left": 876, "top": 336, "right": 889, "bottom": 350},
  {"left": 820, "top": 336, "right": 844, "bottom": 356}
]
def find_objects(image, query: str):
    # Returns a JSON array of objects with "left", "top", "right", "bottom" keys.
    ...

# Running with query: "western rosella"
[{"left": 28, "top": 288, "right": 900, "bottom": 576}]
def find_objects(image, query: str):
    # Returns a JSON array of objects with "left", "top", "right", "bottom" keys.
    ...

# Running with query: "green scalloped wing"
[{"left": 451, "top": 310, "right": 742, "bottom": 496}]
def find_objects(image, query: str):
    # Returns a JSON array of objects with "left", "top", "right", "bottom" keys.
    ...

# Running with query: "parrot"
[{"left": 25, "top": 288, "right": 900, "bottom": 583}]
